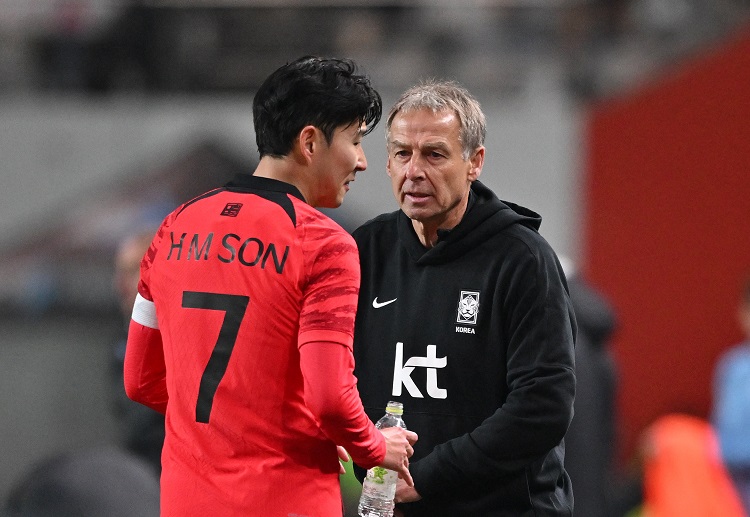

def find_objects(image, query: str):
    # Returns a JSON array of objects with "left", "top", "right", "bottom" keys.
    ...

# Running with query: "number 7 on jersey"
[{"left": 182, "top": 291, "right": 250, "bottom": 423}]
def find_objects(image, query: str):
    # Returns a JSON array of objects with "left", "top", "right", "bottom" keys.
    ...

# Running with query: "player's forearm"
[
  {"left": 299, "top": 341, "right": 385, "bottom": 468},
  {"left": 123, "top": 320, "right": 168, "bottom": 414}
]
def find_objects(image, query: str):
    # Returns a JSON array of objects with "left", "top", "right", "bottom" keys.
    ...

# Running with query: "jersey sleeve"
[
  {"left": 296, "top": 216, "right": 385, "bottom": 468},
  {"left": 299, "top": 340, "right": 385, "bottom": 469},
  {"left": 123, "top": 215, "right": 175, "bottom": 414},
  {"left": 123, "top": 317, "right": 168, "bottom": 414},
  {"left": 297, "top": 220, "right": 360, "bottom": 349}
]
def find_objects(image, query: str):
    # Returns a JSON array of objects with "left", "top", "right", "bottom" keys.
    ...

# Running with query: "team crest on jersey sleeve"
[{"left": 456, "top": 290, "right": 480, "bottom": 325}]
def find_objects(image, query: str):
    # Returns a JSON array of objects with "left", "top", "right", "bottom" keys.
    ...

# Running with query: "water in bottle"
[{"left": 358, "top": 401, "right": 407, "bottom": 517}]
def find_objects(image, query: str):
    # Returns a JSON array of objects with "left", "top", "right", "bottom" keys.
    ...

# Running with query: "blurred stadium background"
[{"left": 0, "top": 0, "right": 749, "bottom": 513}]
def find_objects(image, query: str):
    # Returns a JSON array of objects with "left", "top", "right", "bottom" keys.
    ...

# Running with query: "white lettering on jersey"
[
  {"left": 392, "top": 342, "right": 447, "bottom": 399},
  {"left": 132, "top": 293, "right": 159, "bottom": 329}
]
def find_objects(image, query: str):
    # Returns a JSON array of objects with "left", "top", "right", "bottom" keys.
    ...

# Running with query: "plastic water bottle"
[{"left": 358, "top": 401, "right": 407, "bottom": 517}]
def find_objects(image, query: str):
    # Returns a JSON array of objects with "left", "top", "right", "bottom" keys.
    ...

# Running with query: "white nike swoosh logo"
[{"left": 372, "top": 297, "right": 397, "bottom": 309}]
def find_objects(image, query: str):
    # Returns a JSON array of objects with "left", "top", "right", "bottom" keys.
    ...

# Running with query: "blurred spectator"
[
  {"left": 113, "top": 230, "right": 154, "bottom": 319},
  {"left": 35, "top": 0, "right": 89, "bottom": 91},
  {"left": 711, "top": 273, "right": 750, "bottom": 514},
  {"left": 3, "top": 446, "right": 159, "bottom": 517},
  {"left": 560, "top": 256, "right": 619, "bottom": 517},
  {"left": 637, "top": 413, "right": 745, "bottom": 517},
  {"left": 110, "top": 229, "right": 165, "bottom": 474}
]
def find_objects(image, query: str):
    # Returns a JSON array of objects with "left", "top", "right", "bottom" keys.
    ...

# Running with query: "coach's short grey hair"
[{"left": 386, "top": 80, "right": 486, "bottom": 160}]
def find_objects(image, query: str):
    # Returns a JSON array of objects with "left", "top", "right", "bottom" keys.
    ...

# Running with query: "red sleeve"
[
  {"left": 298, "top": 217, "right": 360, "bottom": 349},
  {"left": 123, "top": 319, "right": 168, "bottom": 414},
  {"left": 299, "top": 340, "right": 385, "bottom": 469}
]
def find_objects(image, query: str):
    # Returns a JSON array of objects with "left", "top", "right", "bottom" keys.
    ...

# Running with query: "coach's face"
[{"left": 386, "top": 108, "right": 484, "bottom": 232}]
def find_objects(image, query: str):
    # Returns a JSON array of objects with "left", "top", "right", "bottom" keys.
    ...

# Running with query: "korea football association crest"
[{"left": 456, "top": 290, "right": 480, "bottom": 325}]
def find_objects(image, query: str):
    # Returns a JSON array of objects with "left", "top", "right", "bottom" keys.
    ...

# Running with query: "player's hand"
[
  {"left": 380, "top": 427, "right": 418, "bottom": 487},
  {"left": 337, "top": 446, "right": 350, "bottom": 474}
]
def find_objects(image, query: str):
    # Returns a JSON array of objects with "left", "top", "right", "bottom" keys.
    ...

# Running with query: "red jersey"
[{"left": 124, "top": 175, "right": 384, "bottom": 516}]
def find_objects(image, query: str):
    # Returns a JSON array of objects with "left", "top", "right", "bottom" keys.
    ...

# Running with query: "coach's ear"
[{"left": 468, "top": 146, "right": 485, "bottom": 182}]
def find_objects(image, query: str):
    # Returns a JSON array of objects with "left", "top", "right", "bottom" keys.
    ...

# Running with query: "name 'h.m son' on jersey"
[{"left": 165, "top": 231, "right": 290, "bottom": 273}]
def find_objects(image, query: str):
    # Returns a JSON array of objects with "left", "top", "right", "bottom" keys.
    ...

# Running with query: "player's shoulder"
[
  {"left": 154, "top": 188, "right": 229, "bottom": 231},
  {"left": 294, "top": 201, "right": 354, "bottom": 245}
]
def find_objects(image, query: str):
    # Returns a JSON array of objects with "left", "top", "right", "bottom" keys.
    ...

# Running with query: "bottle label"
[{"left": 363, "top": 467, "right": 398, "bottom": 498}]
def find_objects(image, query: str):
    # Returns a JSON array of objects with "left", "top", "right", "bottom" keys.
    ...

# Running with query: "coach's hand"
[{"left": 395, "top": 477, "right": 422, "bottom": 504}]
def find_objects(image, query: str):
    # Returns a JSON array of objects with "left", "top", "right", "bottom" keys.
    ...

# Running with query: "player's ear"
[{"left": 298, "top": 125, "right": 319, "bottom": 160}]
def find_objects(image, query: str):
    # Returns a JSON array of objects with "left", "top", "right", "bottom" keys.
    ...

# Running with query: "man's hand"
[
  {"left": 395, "top": 477, "right": 422, "bottom": 504},
  {"left": 337, "top": 446, "right": 350, "bottom": 474},
  {"left": 379, "top": 427, "right": 418, "bottom": 486}
]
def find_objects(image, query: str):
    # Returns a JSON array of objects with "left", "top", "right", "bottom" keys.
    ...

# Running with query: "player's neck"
[{"left": 253, "top": 155, "right": 312, "bottom": 204}]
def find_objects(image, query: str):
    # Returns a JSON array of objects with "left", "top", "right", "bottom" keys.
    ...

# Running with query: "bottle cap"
[{"left": 385, "top": 401, "right": 403, "bottom": 415}]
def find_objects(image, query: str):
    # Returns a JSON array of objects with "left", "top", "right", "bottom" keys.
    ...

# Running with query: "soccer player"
[
  {"left": 352, "top": 80, "right": 576, "bottom": 516},
  {"left": 123, "top": 56, "right": 417, "bottom": 517}
]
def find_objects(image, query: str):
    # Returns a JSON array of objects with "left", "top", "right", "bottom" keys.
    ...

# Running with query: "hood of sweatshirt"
[{"left": 398, "top": 180, "right": 542, "bottom": 265}]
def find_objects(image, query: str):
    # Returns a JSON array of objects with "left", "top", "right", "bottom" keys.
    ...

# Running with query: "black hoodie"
[{"left": 352, "top": 180, "right": 576, "bottom": 516}]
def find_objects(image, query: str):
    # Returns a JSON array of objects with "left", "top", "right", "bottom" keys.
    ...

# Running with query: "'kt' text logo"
[{"left": 392, "top": 342, "right": 447, "bottom": 399}]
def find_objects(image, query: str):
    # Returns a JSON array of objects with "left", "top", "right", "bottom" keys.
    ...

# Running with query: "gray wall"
[{"left": 0, "top": 316, "right": 122, "bottom": 503}]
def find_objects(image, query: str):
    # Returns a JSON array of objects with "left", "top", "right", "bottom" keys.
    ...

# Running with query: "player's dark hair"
[{"left": 253, "top": 56, "right": 382, "bottom": 158}]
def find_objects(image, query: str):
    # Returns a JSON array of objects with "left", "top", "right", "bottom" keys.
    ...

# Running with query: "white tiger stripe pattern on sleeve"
[{"left": 131, "top": 293, "right": 159, "bottom": 329}]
